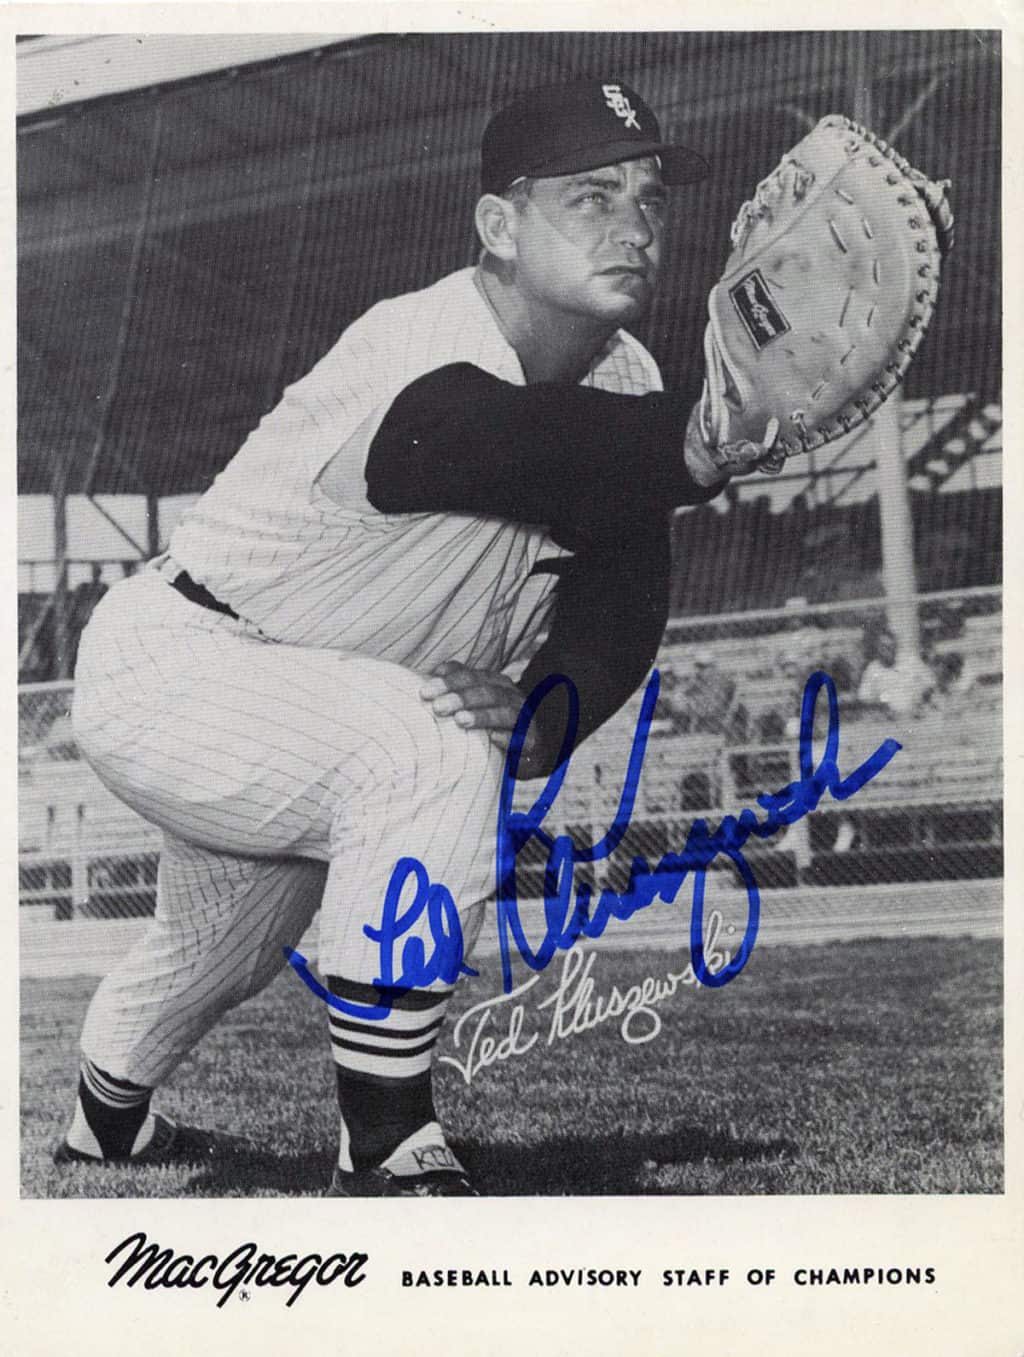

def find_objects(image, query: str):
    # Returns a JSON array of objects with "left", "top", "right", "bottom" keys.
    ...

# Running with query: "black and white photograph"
[{"left": 7, "top": 11, "right": 1019, "bottom": 1355}]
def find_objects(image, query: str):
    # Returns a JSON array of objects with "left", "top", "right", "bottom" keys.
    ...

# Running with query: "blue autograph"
[{"left": 284, "top": 670, "right": 901, "bottom": 1018}]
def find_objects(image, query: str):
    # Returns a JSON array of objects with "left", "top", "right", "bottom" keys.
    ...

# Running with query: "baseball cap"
[{"left": 480, "top": 78, "right": 709, "bottom": 195}]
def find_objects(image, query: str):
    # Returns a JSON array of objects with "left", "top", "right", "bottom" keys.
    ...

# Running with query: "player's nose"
[{"left": 610, "top": 198, "right": 655, "bottom": 251}]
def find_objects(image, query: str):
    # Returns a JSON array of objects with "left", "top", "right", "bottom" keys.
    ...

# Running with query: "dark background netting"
[
  {"left": 18, "top": 30, "right": 1000, "bottom": 501},
  {"left": 17, "top": 31, "right": 1002, "bottom": 946}
]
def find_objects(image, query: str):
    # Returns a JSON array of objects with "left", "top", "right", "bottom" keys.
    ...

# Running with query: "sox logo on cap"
[{"left": 602, "top": 84, "right": 641, "bottom": 129}]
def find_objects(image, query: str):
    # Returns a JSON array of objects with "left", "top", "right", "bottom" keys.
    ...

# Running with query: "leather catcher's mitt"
[{"left": 699, "top": 114, "right": 954, "bottom": 472}]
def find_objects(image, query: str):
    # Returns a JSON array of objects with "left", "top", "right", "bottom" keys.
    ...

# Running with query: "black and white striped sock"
[
  {"left": 67, "top": 1057, "right": 155, "bottom": 1159},
  {"left": 326, "top": 977, "right": 451, "bottom": 1171}
]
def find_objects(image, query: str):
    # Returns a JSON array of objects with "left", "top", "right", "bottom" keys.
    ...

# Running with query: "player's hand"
[
  {"left": 420, "top": 661, "right": 544, "bottom": 766},
  {"left": 684, "top": 399, "right": 783, "bottom": 486}
]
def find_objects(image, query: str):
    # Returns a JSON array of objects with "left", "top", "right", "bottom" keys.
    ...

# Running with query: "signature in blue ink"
[
  {"left": 495, "top": 669, "right": 900, "bottom": 993},
  {"left": 284, "top": 670, "right": 901, "bottom": 1017},
  {"left": 284, "top": 857, "right": 478, "bottom": 1020}
]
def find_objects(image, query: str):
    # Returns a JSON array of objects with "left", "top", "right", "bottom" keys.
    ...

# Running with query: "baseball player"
[{"left": 56, "top": 77, "right": 774, "bottom": 1195}]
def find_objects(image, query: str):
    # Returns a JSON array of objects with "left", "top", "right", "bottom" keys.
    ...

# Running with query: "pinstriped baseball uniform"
[{"left": 72, "top": 264, "right": 664, "bottom": 1088}]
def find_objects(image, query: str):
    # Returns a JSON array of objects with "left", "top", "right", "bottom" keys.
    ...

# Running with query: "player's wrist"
[
  {"left": 686, "top": 396, "right": 786, "bottom": 482},
  {"left": 507, "top": 681, "right": 570, "bottom": 780},
  {"left": 683, "top": 402, "right": 730, "bottom": 488}
]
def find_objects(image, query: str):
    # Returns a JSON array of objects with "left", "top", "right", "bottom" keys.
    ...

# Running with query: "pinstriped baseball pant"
[{"left": 71, "top": 571, "right": 500, "bottom": 1088}]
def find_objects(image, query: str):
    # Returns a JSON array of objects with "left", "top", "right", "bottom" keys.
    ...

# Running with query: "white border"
[{"left": 4, "top": 7, "right": 1019, "bottom": 1356}]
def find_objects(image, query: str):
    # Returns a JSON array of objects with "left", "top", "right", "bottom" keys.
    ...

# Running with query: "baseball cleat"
[
  {"left": 326, "top": 1127, "right": 478, "bottom": 1196},
  {"left": 52, "top": 1112, "right": 255, "bottom": 1166},
  {"left": 327, "top": 1162, "right": 478, "bottom": 1197}
]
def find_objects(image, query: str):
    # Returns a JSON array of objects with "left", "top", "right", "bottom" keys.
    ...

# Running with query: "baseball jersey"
[{"left": 169, "top": 266, "right": 664, "bottom": 676}]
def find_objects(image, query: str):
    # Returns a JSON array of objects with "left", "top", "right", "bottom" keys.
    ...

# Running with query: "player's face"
[{"left": 510, "top": 158, "right": 667, "bottom": 324}]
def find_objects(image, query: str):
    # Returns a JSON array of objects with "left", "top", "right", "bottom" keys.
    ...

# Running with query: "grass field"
[{"left": 21, "top": 935, "right": 1003, "bottom": 1198}]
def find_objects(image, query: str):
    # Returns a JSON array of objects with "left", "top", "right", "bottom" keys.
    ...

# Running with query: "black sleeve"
[
  {"left": 365, "top": 362, "right": 719, "bottom": 549},
  {"left": 512, "top": 525, "right": 671, "bottom": 778}
]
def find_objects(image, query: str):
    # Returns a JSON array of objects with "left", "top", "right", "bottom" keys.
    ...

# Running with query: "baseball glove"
[{"left": 699, "top": 114, "right": 954, "bottom": 474}]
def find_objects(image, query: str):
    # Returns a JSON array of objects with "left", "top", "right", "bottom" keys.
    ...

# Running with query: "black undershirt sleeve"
[
  {"left": 364, "top": 361, "right": 716, "bottom": 775},
  {"left": 365, "top": 361, "right": 718, "bottom": 549},
  {"left": 514, "top": 530, "right": 671, "bottom": 777}
]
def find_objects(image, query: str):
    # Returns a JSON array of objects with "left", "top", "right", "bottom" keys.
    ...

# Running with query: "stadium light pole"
[
  {"left": 851, "top": 33, "right": 920, "bottom": 656},
  {"left": 873, "top": 394, "right": 920, "bottom": 652}
]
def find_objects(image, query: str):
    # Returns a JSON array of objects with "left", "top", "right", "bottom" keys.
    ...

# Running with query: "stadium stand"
[
  {"left": 20, "top": 584, "right": 1000, "bottom": 925},
  {"left": 17, "top": 31, "right": 1002, "bottom": 966}
]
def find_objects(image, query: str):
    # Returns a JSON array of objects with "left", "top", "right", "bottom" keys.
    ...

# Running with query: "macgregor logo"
[
  {"left": 104, "top": 1231, "right": 368, "bottom": 1308},
  {"left": 729, "top": 269, "right": 791, "bottom": 349}
]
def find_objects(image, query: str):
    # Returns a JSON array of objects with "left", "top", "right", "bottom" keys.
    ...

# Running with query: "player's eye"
[{"left": 574, "top": 190, "right": 611, "bottom": 209}]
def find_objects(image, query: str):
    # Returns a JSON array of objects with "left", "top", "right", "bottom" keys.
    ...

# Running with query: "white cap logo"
[{"left": 602, "top": 84, "right": 640, "bottom": 130}]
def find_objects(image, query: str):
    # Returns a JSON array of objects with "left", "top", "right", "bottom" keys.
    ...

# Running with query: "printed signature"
[
  {"left": 285, "top": 670, "right": 901, "bottom": 1018},
  {"left": 439, "top": 909, "right": 733, "bottom": 1085}
]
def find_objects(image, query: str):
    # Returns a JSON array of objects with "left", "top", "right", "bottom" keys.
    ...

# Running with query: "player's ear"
[{"left": 474, "top": 194, "right": 519, "bottom": 262}]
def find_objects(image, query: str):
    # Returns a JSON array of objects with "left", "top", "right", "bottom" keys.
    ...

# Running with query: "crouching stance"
[{"left": 57, "top": 76, "right": 768, "bottom": 1194}]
